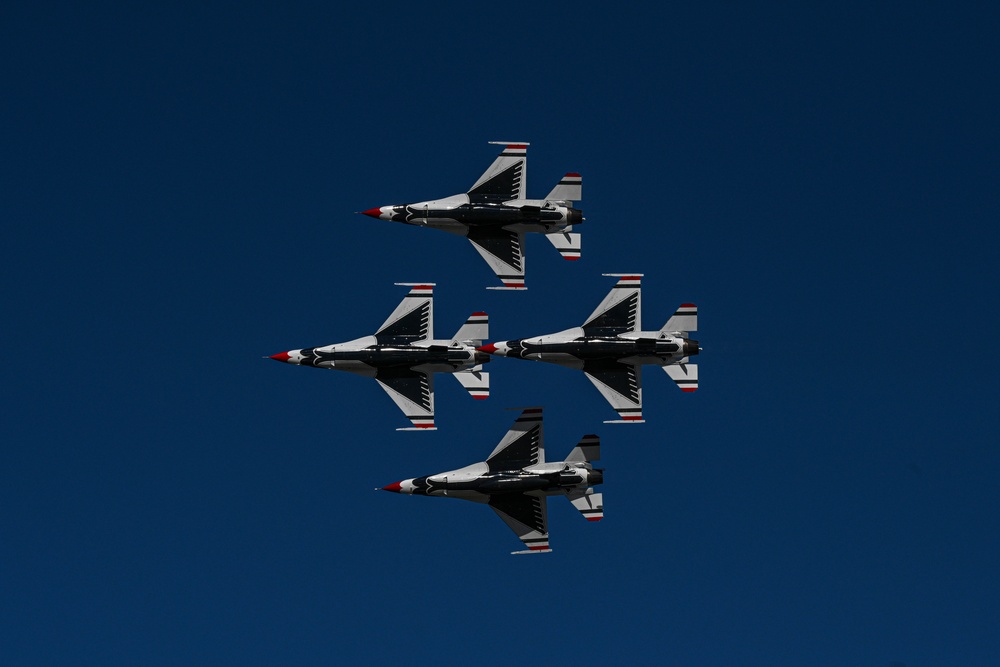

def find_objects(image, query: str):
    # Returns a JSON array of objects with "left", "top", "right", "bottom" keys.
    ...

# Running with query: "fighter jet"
[
  {"left": 380, "top": 407, "right": 603, "bottom": 554},
  {"left": 268, "top": 283, "right": 490, "bottom": 431},
  {"left": 360, "top": 142, "right": 583, "bottom": 290},
  {"left": 478, "top": 274, "right": 699, "bottom": 424}
]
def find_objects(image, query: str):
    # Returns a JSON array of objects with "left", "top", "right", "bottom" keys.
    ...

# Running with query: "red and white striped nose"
[
  {"left": 268, "top": 349, "right": 303, "bottom": 365},
  {"left": 360, "top": 206, "right": 394, "bottom": 221},
  {"left": 379, "top": 478, "right": 416, "bottom": 494},
  {"left": 477, "top": 342, "right": 509, "bottom": 357}
]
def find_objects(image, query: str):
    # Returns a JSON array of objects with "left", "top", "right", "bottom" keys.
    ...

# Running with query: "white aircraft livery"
[
  {"left": 361, "top": 142, "right": 583, "bottom": 290},
  {"left": 268, "top": 283, "right": 489, "bottom": 431},
  {"left": 478, "top": 274, "right": 699, "bottom": 423},
  {"left": 380, "top": 407, "right": 603, "bottom": 554}
]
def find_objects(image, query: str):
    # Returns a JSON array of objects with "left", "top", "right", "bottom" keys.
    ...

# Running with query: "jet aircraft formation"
[{"left": 267, "top": 142, "right": 700, "bottom": 554}]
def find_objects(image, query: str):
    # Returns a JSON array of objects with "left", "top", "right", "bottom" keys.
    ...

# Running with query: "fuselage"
[
  {"left": 275, "top": 336, "right": 489, "bottom": 375},
  {"left": 483, "top": 329, "right": 700, "bottom": 368},
  {"left": 391, "top": 461, "right": 603, "bottom": 502},
  {"left": 368, "top": 194, "right": 583, "bottom": 234}
]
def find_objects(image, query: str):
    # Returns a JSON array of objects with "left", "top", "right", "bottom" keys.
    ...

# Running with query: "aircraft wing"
[
  {"left": 374, "top": 367, "right": 435, "bottom": 430},
  {"left": 375, "top": 283, "right": 433, "bottom": 343},
  {"left": 486, "top": 407, "right": 544, "bottom": 471},
  {"left": 489, "top": 494, "right": 551, "bottom": 554},
  {"left": 466, "top": 227, "right": 526, "bottom": 290},
  {"left": 583, "top": 360, "right": 644, "bottom": 423},
  {"left": 582, "top": 274, "right": 641, "bottom": 334},
  {"left": 468, "top": 142, "right": 527, "bottom": 202}
]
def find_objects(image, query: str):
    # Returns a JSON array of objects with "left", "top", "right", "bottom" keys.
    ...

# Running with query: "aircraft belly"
[
  {"left": 323, "top": 360, "right": 376, "bottom": 376},
  {"left": 416, "top": 219, "right": 468, "bottom": 234},
  {"left": 531, "top": 353, "right": 584, "bottom": 368},
  {"left": 411, "top": 362, "right": 463, "bottom": 374},
  {"left": 619, "top": 355, "right": 673, "bottom": 366},
  {"left": 440, "top": 489, "right": 490, "bottom": 502}
]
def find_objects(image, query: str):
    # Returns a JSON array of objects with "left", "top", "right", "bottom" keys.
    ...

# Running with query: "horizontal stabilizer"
[
  {"left": 545, "top": 230, "right": 582, "bottom": 261},
  {"left": 662, "top": 303, "right": 697, "bottom": 334},
  {"left": 565, "top": 434, "right": 600, "bottom": 463},
  {"left": 545, "top": 172, "right": 582, "bottom": 203},
  {"left": 452, "top": 311, "right": 488, "bottom": 344},
  {"left": 453, "top": 367, "right": 489, "bottom": 400},
  {"left": 569, "top": 491, "right": 604, "bottom": 522},
  {"left": 664, "top": 363, "right": 698, "bottom": 392}
]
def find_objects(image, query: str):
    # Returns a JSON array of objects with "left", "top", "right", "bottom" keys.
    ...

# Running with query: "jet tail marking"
[
  {"left": 664, "top": 363, "right": 699, "bottom": 392},
  {"left": 569, "top": 491, "right": 604, "bottom": 522},
  {"left": 661, "top": 303, "right": 697, "bottom": 335},
  {"left": 545, "top": 230, "right": 582, "bottom": 261},
  {"left": 452, "top": 367, "right": 489, "bottom": 400},
  {"left": 545, "top": 172, "right": 582, "bottom": 204},
  {"left": 565, "top": 434, "right": 601, "bottom": 463},
  {"left": 451, "top": 311, "right": 488, "bottom": 345}
]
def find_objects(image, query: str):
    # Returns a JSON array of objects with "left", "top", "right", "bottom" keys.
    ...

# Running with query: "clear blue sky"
[{"left": 3, "top": 3, "right": 999, "bottom": 665}]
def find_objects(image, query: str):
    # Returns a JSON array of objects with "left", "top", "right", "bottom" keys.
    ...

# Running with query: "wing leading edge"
[
  {"left": 375, "top": 367, "right": 435, "bottom": 431},
  {"left": 583, "top": 361, "right": 644, "bottom": 424},
  {"left": 489, "top": 494, "right": 550, "bottom": 555}
]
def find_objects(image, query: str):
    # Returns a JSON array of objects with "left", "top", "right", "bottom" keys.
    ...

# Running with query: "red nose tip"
[
  {"left": 381, "top": 481, "right": 403, "bottom": 493},
  {"left": 360, "top": 207, "right": 383, "bottom": 219},
  {"left": 269, "top": 351, "right": 291, "bottom": 362},
  {"left": 476, "top": 343, "right": 497, "bottom": 354}
]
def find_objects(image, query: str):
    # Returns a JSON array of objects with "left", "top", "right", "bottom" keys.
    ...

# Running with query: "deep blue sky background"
[{"left": 3, "top": 3, "right": 999, "bottom": 665}]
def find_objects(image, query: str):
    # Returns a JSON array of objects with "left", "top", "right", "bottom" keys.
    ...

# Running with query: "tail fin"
[
  {"left": 661, "top": 303, "right": 697, "bottom": 335},
  {"left": 545, "top": 230, "right": 581, "bottom": 261},
  {"left": 452, "top": 312, "right": 488, "bottom": 345},
  {"left": 453, "top": 367, "right": 489, "bottom": 400},
  {"left": 545, "top": 172, "right": 582, "bottom": 204}
]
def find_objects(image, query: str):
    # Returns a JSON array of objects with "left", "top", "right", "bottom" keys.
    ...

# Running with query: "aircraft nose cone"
[
  {"left": 269, "top": 351, "right": 291, "bottom": 362},
  {"left": 381, "top": 481, "right": 403, "bottom": 493},
  {"left": 360, "top": 207, "right": 383, "bottom": 219},
  {"left": 477, "top": 343, "right": 497, "bottom": 354}
]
